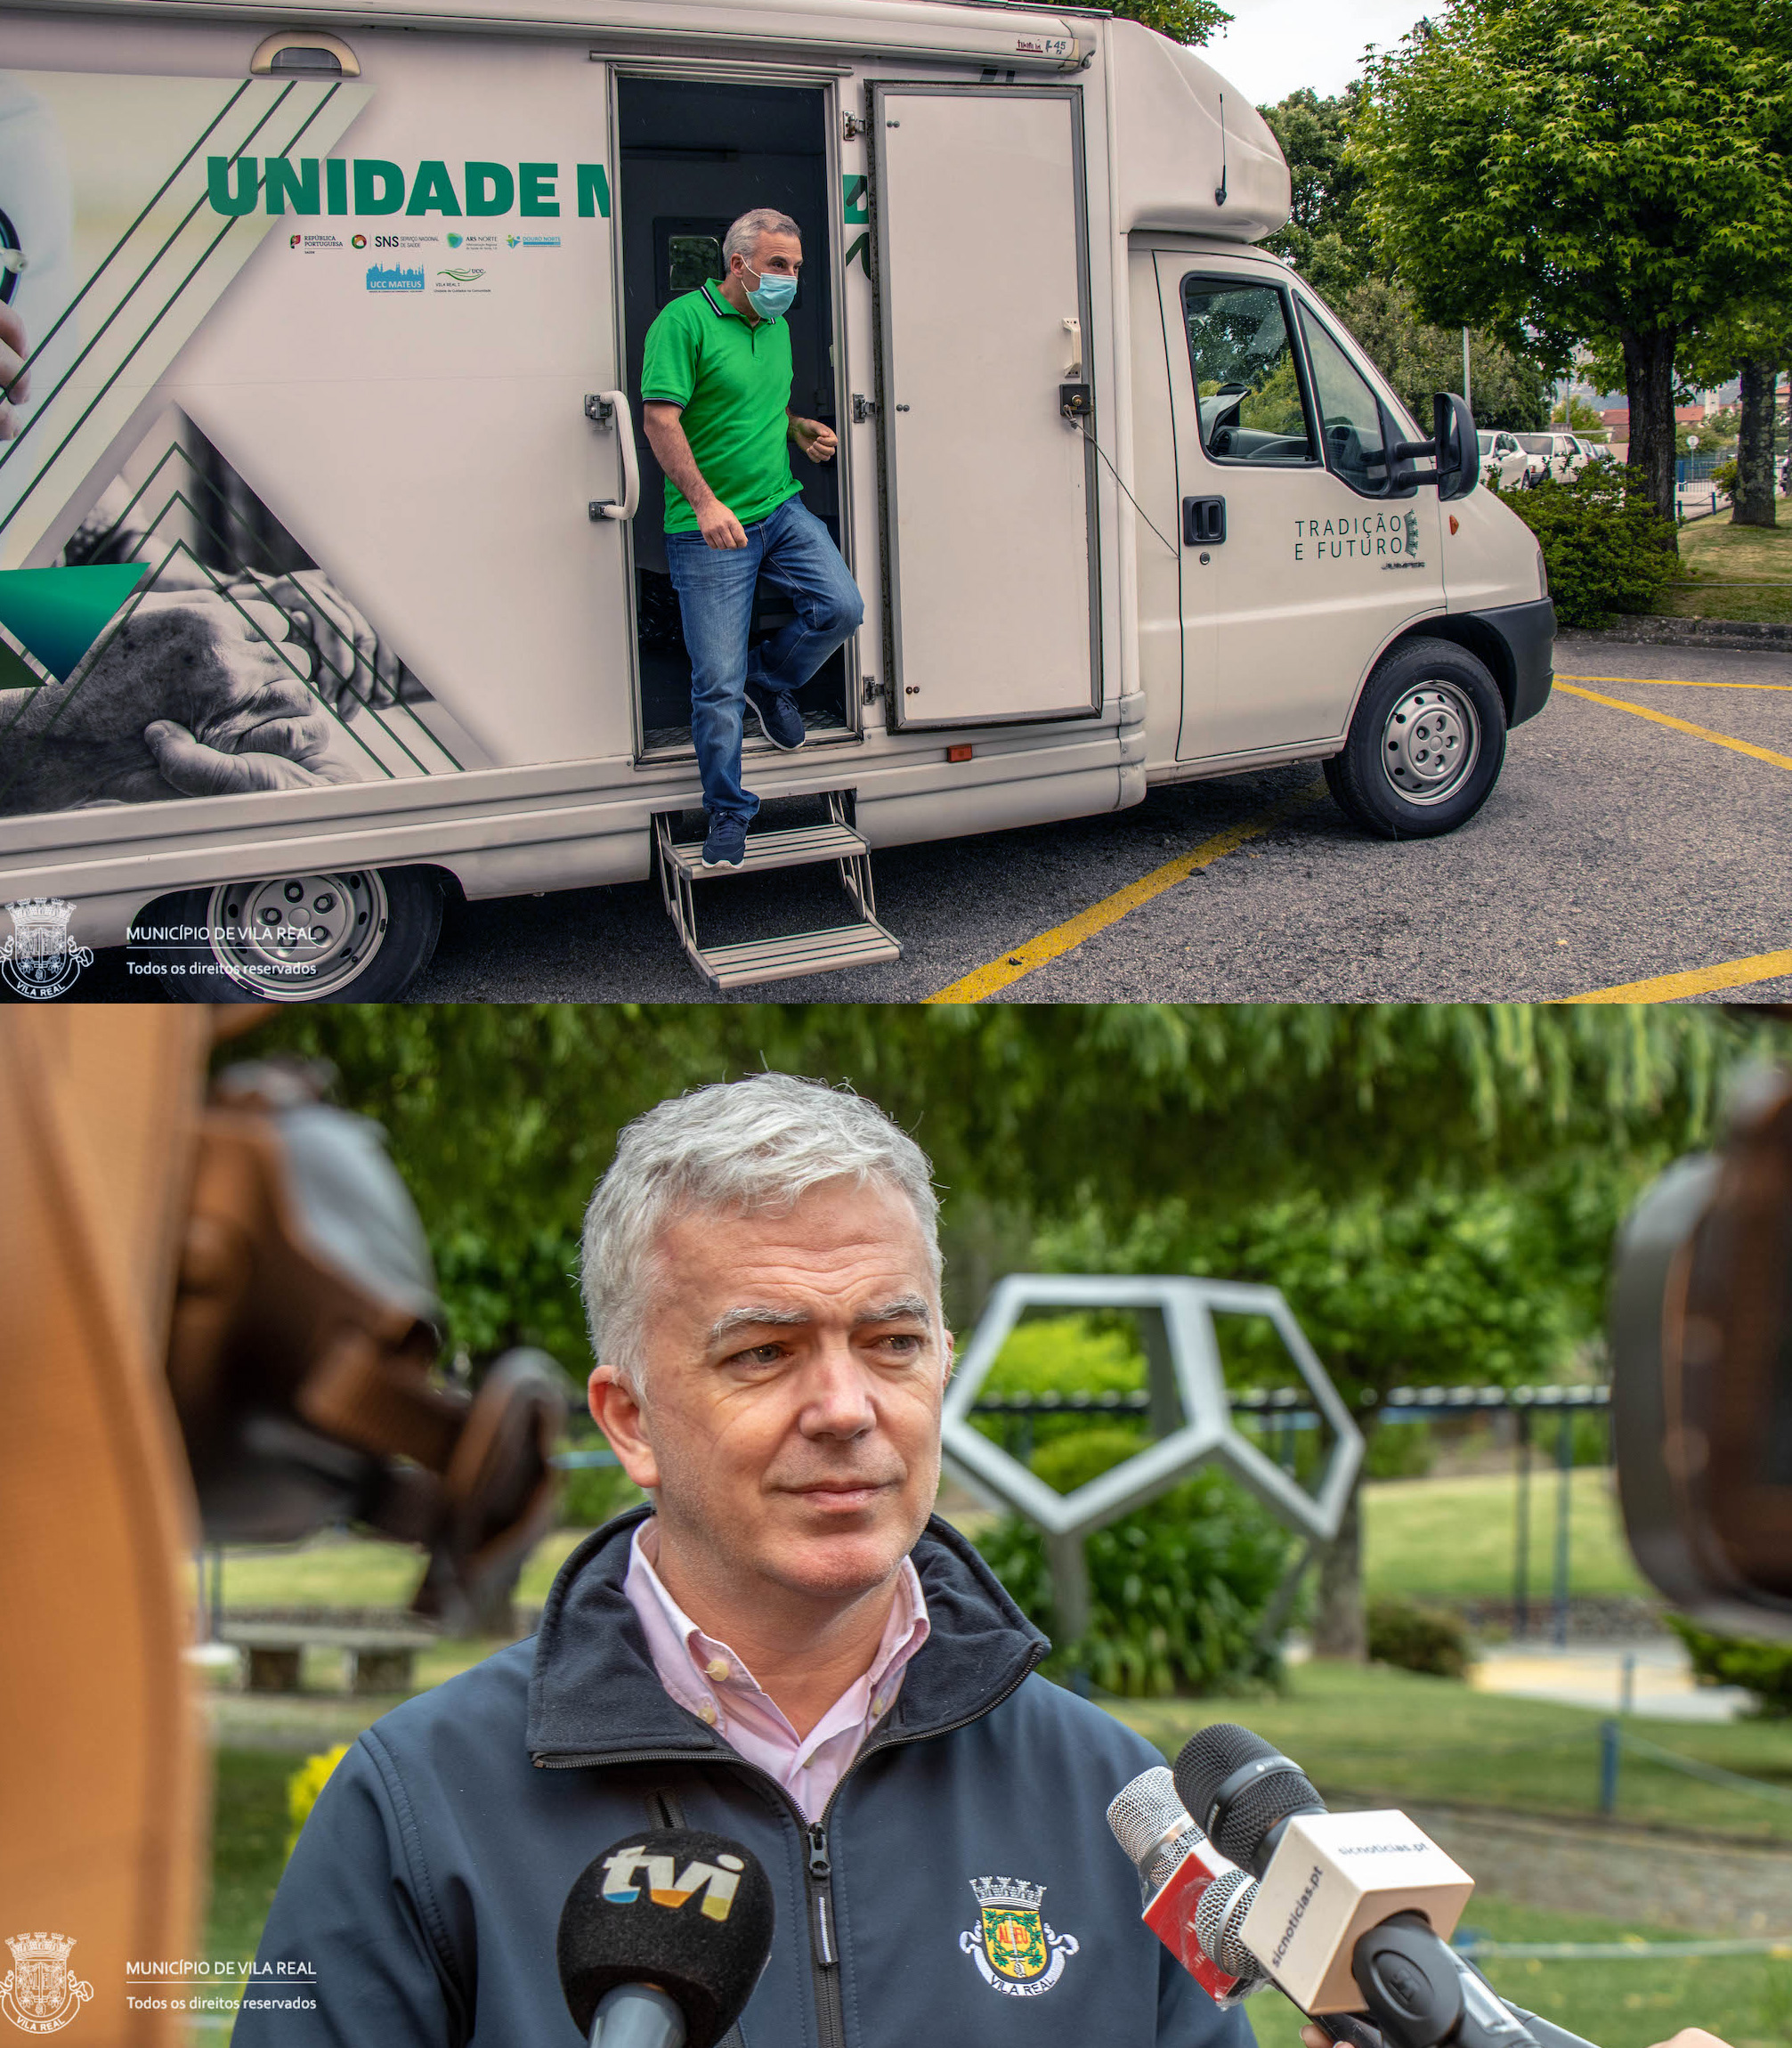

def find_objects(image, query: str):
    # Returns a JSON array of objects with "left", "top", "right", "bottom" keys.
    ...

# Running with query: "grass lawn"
[
  {"left": 1361, "top": 1468, "right": 1650, "bottom": 1605},
  {"left": 1664, "top": 516, "right": 1792, "bottom": 622},
  {"left": 1114, "top": 1662, "right": 1792, "bottom": 1846}
]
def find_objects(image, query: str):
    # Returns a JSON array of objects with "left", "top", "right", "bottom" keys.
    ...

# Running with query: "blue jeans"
[{"left": 663, "top": 494, "right": 864, "bottom": 825}]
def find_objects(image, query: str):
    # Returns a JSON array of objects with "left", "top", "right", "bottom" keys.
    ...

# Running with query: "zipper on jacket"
[
  {"left": 533, "top": 1640, "right": 1044, "bottom": 2048},
  {"left": 805, "top": 1821, "right": 843, "bottom": 2048}
]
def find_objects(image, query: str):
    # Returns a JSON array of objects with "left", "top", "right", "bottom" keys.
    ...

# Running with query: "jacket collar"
[{"left": 527, "top": 1507, "right": 1047, "bottom": 1764}]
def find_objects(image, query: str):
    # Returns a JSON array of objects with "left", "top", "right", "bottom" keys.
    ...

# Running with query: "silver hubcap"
[
  {"left": 204, "top": 871, "right": 388, "bottom": 1000},
  {"left": 1381, "top": 682, "right": 1480, "bottom": 805}
]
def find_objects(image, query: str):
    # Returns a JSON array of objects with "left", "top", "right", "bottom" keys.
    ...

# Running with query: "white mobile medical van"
[{"left": 0, "top": 0, "right": 1554, "bottom": 997}]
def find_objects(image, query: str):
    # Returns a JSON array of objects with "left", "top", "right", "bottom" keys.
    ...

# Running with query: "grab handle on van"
[{"left": 586, "top": 390, "right": 641, "bottom": 522}]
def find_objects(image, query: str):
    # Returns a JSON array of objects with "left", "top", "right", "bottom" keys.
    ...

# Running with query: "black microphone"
[
  {"left": 1173, "top": 1727, "right": 1549, "bottom": 2048},
  {"left": 556, "top": 1828, "right": 775, "bottom": 2048}
]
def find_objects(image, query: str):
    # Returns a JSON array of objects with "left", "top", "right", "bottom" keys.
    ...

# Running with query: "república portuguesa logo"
[
  {"left": 2, "top": 1934, "right": 93, "bottom": 2034},
  {"left": 958, "top": 1877, "right": 1079, "bottom": 1997},
  {"left": 0, "top": 901, "right": 93, "bottom": 1001}
]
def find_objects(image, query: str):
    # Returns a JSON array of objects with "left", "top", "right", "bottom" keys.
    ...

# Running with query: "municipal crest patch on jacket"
[{"left": 959, "top": 1877, "right": 1079, "bottom": 1996}]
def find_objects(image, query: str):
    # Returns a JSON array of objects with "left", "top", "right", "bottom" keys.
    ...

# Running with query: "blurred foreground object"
[
  {"left": 169, "top": 1059, "right": 564, "bottom": 1630},
  {"left": 1610, "top": 1063, "right": 1792, "bottom": 1639},
  {"left": 0, "top": 1011, "right": 214, "bottom": 2048},
  {"left": 0, "top": 1019, "right": 565, "bottom": 2048}
]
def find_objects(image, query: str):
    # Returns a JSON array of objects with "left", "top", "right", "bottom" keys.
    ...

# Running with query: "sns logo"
[{"left": 600, "top": 1846, "right": 745, "bottom": 1923}]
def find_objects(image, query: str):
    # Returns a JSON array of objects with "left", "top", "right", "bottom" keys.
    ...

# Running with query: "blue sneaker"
[
  {"left": 744, "top": 677, "right": 807, "bottom": 752},
  {"left": 701, "top": 815, "right": 747, "bottom": 869}
]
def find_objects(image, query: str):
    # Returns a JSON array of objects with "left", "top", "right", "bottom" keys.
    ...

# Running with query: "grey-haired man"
[
  {"left": 640, "top": 210, "right": 864, "bottom": 871},
  {"left": 238, "top": 1075, "right": 1253, "bottom": 2048}
]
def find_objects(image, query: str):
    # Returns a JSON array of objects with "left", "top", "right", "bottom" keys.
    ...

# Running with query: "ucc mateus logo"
[{"left": 598, "top": 1846, "right": 745, "bottom": 1923}]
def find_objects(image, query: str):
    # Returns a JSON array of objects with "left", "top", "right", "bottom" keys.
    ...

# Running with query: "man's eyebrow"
[
  {"left": 855, "top": 1295, "right": 933, "bottom": 1327},
  {"left": 706, "top": 1295, "right": 935, "bottom": 1346}
]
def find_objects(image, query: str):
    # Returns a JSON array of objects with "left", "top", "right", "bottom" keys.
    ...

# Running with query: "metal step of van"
[
  {"left": 694, "top": 920, "right": 903, "bottom": 990},
  {"left": 653, "top": 791, "right": 903, "bottom": 991},
  {"left": 661, "top": 817, "right": 870, "bottom": 882}
]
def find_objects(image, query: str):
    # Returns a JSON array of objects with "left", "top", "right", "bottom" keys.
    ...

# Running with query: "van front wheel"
[
  {"left": 1324, "top": 638, "right": 1506, "bottom": 840},
  {"left": 134, "top": 866, "right": 444, "bottom": 1003}
]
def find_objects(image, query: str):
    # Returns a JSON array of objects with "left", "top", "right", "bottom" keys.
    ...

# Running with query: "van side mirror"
[
  {"left": 1433, "top": 392, "right": 1478, "bottom": 501},
  {"left": 1383, "top": 392, "right": 1480, "bottom": 498}
]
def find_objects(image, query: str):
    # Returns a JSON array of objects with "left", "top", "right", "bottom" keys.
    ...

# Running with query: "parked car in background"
[
  {"left": 1512, "top": 434, "right": 1561, "bottom": 484},
  {"left": 1530, "top": 431, "right": 1595, "bottom": 481},
  {"left": 1478, "top": 429, "right": 1533, "bottom": 490}
]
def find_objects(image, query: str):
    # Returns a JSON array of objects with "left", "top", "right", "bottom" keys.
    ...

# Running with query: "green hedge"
[
  {"left": 1367, "top": 1596, "right": 1472, "bottom": 1680},
  {"left": 1667, "top": 1615, "right": 1792, "bottom": 1718},
  {"left": 1490, "top": 466, "right": 1678, "bottom": 630}
]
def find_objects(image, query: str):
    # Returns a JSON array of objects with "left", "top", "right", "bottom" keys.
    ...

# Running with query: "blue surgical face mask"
[{"left": 743, "top": 261, "right": 798, "bottom": 319}]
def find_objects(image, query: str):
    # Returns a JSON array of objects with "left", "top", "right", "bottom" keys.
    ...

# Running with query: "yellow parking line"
[
  {"left": 1559, "top": 672, "right": 1792, "bottom": 693},
  {"left": 1553, "top": 683, "right": 1792, "bottom": 771},
  {"left": 1567, "top": 950, "right": 1792, "bottom": 1004},
  {"left": 925, "top": 783, "right": 1326, "bottom": 1004}
]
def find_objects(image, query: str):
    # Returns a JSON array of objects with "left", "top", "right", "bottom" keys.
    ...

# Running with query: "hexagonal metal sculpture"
[{"left": 941, "top": 1274, "right": 1364, "bottom": 1639}]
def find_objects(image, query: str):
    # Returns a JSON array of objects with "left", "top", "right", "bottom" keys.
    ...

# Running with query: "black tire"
[
  {"left": 1324, "top": 636, "right": 1507, "bottom": 841},
  {"left": 128, "top": 866, "right": 443, "bottom": 1003}
]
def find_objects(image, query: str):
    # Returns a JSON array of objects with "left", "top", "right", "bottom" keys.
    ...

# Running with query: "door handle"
[
  {"left": 586, "top": 388, "right": 640, "bottom": 521},
  {"left": 1182, "top": 495, "right": 1226, "bottom": 545}
]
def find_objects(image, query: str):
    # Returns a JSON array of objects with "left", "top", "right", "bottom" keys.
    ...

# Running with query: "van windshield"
[{"left": 1514, "top": 434, "right": 1554, "bottom": 455}]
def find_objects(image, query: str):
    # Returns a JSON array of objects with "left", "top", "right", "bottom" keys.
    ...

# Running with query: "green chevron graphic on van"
[{"left": 0, "top": 565, "right": 150, "bottom": 683}]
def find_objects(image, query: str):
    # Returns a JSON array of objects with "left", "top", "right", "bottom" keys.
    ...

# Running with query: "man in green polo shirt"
[{"left": 641, "top": 207, "right": 864, "bottom": 868}]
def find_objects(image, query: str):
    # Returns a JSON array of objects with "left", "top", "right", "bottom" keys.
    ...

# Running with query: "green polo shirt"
[{"left": 640, "top": 280, "right": 803, "bottom": 534}]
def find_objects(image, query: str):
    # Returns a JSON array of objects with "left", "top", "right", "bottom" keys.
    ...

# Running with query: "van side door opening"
[{"left": 613, "top": 75, "right": 852, "bottom": 761}]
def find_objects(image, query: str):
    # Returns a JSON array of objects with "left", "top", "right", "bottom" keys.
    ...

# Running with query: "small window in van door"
[
  {"left": 669, "top": 235, "right": 724, "bottom": 295},
  {"left": 1180, "top": 280, "right": 1316, "bottom": 464},
  {"left": 1295, "top": 303, "right": 1396, "bottom": 497}
]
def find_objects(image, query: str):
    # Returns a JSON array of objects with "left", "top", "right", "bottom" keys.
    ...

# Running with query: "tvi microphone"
[
  {"left": 1173, "top": 1725, "right": 1563, "bottom": 2048},
  {"left": 557, "top": 1827, "right": 775, "bottom": 2048}
]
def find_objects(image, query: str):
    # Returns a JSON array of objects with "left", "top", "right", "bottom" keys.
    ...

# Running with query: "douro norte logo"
[
  {"left": 959, "top": 1877, "right": 1079, "bottom": 1997},
  {"left": 2, "top": 1935, "right": 93, "bottom": 2035}
]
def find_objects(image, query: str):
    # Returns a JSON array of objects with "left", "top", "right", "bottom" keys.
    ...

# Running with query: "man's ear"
[
  {"left": 588, "top": 1364, "right": 661, "bottom": 1493},
  {"left": 941, "top": 1329, "right": 956, "bottom": 1387}
]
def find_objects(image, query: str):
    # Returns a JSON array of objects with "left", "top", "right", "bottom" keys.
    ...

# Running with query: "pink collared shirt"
[{"left": 623, "top": 1518, "right": 930, "bottom": 1821}]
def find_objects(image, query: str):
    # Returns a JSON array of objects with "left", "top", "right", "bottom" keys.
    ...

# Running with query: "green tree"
[
  {"left": 1352, "top": 0, "right": 1792, "bottom": 532},
  {"left": 1259, "top": 85, "right": 1372, "bottom": 297},
  {"left": 1551, "top": 394, "right": 1608, "bottom": 438},
  {"left": 1684, "top": 315, "right": 1792, "bottom": 531},
  {"left": 1334, "top": 278, "right": 1550, "bottom": 430},
  {"left": 1107, "top": 0, "right": 1230, "bottom": 47},
  {"left": 1033, "top": 1154, "right": 1636, "bottom": 1661},
  {"left": 233, "top": 1004, "right": 1753, "bottom": 1369}
]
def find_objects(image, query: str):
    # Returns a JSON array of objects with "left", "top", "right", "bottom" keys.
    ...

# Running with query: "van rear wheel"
[
  {"left": 1324, "top": 637, "right": 1506, "bottom": 840},
  {"left": 134, "top": 866, "right": 443, "bottom": 1003}
]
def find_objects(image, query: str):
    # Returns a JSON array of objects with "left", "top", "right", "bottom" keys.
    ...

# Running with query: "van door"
[
  {"left": 1159, "top": 257, "right": 1443, "bottom": 760},
  {"left": 869, "top": 84, "right": 1098, "bottom": 729}
]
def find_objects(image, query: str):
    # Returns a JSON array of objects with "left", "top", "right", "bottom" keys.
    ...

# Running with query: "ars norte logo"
[
  {"left": 2, "top": 1934, "right": 93, "bottom": 2035},
  {"left": 599, "top": 1846, "right": 745, "bottom": 1922},
  {"left": 959, "top": 1877, "right": 1079, "bottom": 1997}
]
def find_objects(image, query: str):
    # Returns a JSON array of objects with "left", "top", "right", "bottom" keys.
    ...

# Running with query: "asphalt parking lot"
[{"left": 65, "top": 630, "right": 1792, "bottom": 1004}]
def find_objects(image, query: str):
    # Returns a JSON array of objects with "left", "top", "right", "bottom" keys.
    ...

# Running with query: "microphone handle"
[
  {"left": 1491, "top": 1998, "right": 1603, "bottom": 2048},
  {"left": 1316, "top": 2013, "right": 1385, "bottom": 2048},
  {"left": 588, "top": 1986, "right": 685, "bottom": 2048}
]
